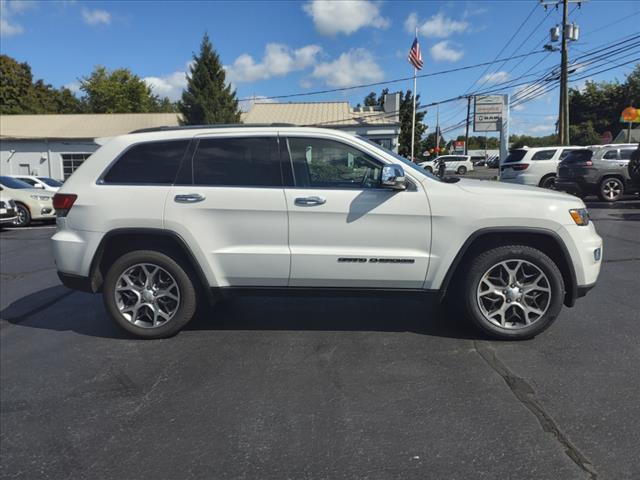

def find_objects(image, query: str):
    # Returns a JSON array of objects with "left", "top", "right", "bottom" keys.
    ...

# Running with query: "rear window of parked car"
[
  {"left": 531, "top": 149, "right": 556, "bottom": 160},
  {"left": 192, "top": 137, "right": 281, "bottom": 187},
  {"left": 562, "top": 150, "right": 593, "bottom": 163},
  {"left": 503, "top": 150, "right": 527, "bottom": 163},
  {"left": 103, "top": 140, "right": 190, "bottom": 184}
]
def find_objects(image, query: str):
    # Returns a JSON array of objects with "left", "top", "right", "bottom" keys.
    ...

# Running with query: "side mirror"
[{"left": 381, "top": 165, "right": 406, "bottom": 190}]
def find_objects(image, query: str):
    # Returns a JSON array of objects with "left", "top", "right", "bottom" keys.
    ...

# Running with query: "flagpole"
[{"left": 411, "top": 28, "right": 418, "bottom": 162}]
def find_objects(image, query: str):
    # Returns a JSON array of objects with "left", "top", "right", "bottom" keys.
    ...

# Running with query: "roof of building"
[
  {"left": 0, "top": 113, "right": 182, "bottom": 139},
  {"left": 242, "top": 102, "right": 399, "bottom": 127}
]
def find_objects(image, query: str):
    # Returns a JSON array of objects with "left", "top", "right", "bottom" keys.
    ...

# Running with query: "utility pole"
[
  {"left": 464, "top": 96, "right": 471, "bottom": 155},
  {"left": 542, "top": 0, "right": 584, "bottom": 146}
]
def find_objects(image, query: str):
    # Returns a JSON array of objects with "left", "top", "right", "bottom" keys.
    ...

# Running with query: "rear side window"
[
  {"left": 103, "top": 140, "right": 189, "bottom": 184},
  {"left": 192, "top": 137, "right": 281, "bottom": 187},
  {"left": 504, "top": 150, "right": 527, "bottom": 163},
  {"left": 620, "top": 149, "right": 634, "bottom": 160},
  {"left": 531, "top": 149, "right": 556, "bottom": 161},
  {"left": 603, "top": 150, "right": 618, "bottom": 160}
]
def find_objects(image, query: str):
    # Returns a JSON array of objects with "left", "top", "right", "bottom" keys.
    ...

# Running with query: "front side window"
[
  {"left": 17, "top": 177, "right": 37, "bottom": 186},
  {"left": 531, "top": 149, "right": 557, "bottom": 161},
  {"left": 192, "top": 137, "right": 281, "bottom": 187},
  {"left": 0, "top": 176, "right": 32, "bottom": 189},
  {"left": 287, "top": 137, "right": 382, "bottom": 189},
  {"left": 603, "top": 149, "right": 618, "bottom": 160},
  {"left": 103, "top": 140, "right": 189, "bottom": 184}
]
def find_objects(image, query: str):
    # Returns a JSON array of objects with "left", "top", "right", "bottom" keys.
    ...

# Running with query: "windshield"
[
  {"left": 358, "top": 137, "right": 442, "bottom": 181},
  {"left": 503, "top": 150, "right": 527, "bottom": 164},
  {"left": 38, "top": 177, "right": 63, "bottom": 187},
  {"left": 0, "top": 176, "right": 33, "bottom": 189}
]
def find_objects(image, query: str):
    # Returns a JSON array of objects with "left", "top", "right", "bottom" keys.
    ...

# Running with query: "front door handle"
[
  {"left": 294, "top": 196, "right": 326, "bottom": 206},
  {"left": 174, "top": 193, "right": 205, "bottom": 204}
]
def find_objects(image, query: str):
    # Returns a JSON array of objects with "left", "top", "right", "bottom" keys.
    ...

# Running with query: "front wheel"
[
  {"left": 103, "top": 250, "right": 197, "bottom": 339},
  {"left": 539, "top": 175, "right": 556, "bottom": 190},
  {"left": 457, "top": 166, "right": 467, "bottom": 175},
  {"left": 12, "top": 203, "right": 31, "bottom": 227},
  {"left": 463, "top": 245, "right": 564, "bottom": 340}
]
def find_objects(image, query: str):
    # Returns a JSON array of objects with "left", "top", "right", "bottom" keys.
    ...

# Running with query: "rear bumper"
[{"left": 555, "top": 179, "right": 585, "bottom": 196}]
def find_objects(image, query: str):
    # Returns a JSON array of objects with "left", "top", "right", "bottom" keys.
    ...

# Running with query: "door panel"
[{"left": 282, "top": 135, "right": 431, "bottom": 288}]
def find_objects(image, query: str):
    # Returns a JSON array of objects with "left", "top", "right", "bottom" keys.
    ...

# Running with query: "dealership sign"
[{"left": 474, "top": 95, "right": 506, "bottom": 132}]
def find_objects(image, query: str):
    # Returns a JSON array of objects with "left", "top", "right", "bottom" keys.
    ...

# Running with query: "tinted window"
[
  {"left": 560, "top": 149, "right": 578, "bottom": 160},
  {"left": 603, "top": 150, "right": 618, "bottom": 160},
  {"left": 620, "top": 149, "right": 634, "bottom": 160},
  {"left": 531, "top": 149, "right": 556, "bottom": 161},
  {"left": 193, "top": 137, "right": 281, "bottom": 187},
  {"left": 104, "top": 140, "right": 189, "bottom": 184},
  {"left": 287, "top": 137, "right": 382, "bottom": 189},
  {"left": 0, "top": 176, "right": 32, "bottom": 189},
  {"left": 504, "top": 150, "right": 527, "bottom": 163},
  {"left": 17, "top": 177, "right": 38, "bottom": 186},
  {"left": 38, "top": 177, "right": 63, "bottom": 187},
  {"left": 562, "top": 150, "right": 593, "bottom": 163}
]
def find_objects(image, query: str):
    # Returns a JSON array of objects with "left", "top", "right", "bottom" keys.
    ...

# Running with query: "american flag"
[{"left": 408, "top": 37, "right": 423, "bottom": 70}]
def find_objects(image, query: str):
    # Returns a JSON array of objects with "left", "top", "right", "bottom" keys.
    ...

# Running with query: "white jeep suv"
[
  {"left": 500, "top": 146, "right": 582, "bottom": 189},
  {"left": 52, "top": 126, "right": 602, "bottom": 340},
  {"left": 420, "top": 155, "right": 474, "bottom": 175}
]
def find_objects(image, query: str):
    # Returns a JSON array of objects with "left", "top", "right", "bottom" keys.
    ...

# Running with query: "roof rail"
[{"left": 129, "top": 123, "right": 297, "bottom": 134}]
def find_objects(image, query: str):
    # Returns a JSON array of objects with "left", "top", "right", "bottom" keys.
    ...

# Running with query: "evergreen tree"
[
  {"left": 179, "top": 33, "right": 240, "bottom": 125},
  {"left": 397, "top": 90, "right": 427, "bottom": 159}
]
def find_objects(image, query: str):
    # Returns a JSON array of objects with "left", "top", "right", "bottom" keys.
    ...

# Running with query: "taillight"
[
  {"left": 582, "top": 160, "right": 593, "bottom": 167},
  {"left": 512, "top": 163, "right": 529, "bottom": 171},
  {"left": 52, "top": 194, "right": 77, "bottom": 217}
]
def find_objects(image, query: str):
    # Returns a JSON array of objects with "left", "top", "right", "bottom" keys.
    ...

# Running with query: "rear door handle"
[
  {"left": 174, "top": 193, "right": 205, "bottom": 204},
  {"left": 294, "top": 196, "right": 326, "bottom": 206}
]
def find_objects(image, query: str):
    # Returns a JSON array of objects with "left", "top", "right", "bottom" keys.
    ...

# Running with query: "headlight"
[
  {"left": 30, "top": 195, "right": 52, "bottom": 201},
  {"left": 569, "top": 208, "right": 589, "bottom": 226}
]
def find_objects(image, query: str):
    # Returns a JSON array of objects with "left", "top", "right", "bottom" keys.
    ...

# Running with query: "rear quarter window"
[
  {"left": 102, "top": 140, "right": 190, "bottom": 184},
  {"left": 531, "top": 149, "right": 557, "bottom": 161},
  {"left": 620, "top": 149, "right": 634, "bottom": 160}
]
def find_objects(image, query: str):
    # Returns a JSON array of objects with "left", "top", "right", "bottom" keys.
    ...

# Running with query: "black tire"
[
  {"left": 12, "top": 203, "right": 31, "bottom": 227},
  {"left": 628, "top": 147, "right": 640, "bottom": 185},
  {"left": 598, "top": 177, "right": 624, "bottom": 202},
  {"left": 103, "top": 250, "right": 197, "bottom": 339},
  {"left": 539, "top": 175, "right": 556, "bottom": 190},
  {"left": 457, "top": 166, "right": 467, "bottom": 175},
  {"left": 462, "top": 245, "right": 564, "bottom": 340},
  {"left": 425, "top": 166, "right": 433, "bottom": 174}
]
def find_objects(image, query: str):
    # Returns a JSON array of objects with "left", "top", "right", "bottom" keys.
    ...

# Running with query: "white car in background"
[
  {"left": 500, "top": 146, "right": 582, "bottom": 189},
  {"left": 0, "top": 176, "right": 56, "bottom": 227},
  {"left": 420, "top": 155, "right": 474, "bottom": 175},
  {"left": 9, "top": 175, "right": 63, "bottom": 192}
]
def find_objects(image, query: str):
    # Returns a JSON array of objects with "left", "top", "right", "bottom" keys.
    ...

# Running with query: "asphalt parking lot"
[{"left": 1, "top": 198, "right": 639, "bottom": 480}]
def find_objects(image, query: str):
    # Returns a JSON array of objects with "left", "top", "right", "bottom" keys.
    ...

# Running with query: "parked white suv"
[
  {"left": 500, "top": 146, "right": 582, "bottom": 189},
  {"left": 419, "top": 155, "right": 474, "bottom": 175},
  {"left": 52, "top": 126, "right": 602, "bottom": 340}
]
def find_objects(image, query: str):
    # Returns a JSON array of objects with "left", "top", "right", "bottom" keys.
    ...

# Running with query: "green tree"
[
  {"left": 179, "top": 33, "right": 240, "bottom": 125},
  {"left": 0, "top": 55, "right": 35, "bottom": 114},
  {"left": 80, "top": 66, "right": 162, "bottom": 113}
]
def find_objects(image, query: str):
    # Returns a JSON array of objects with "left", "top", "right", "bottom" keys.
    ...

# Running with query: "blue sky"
[{"left": 1, "top": 0, "right": 639, "bottom": 138}]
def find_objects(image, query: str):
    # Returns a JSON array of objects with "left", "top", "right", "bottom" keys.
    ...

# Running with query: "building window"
[{"left": 61, "top": 153, "right": 91, "bottom": 180}]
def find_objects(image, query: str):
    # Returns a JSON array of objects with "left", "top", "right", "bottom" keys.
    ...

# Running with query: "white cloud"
[
  {"left": 64, "top": 81, "right": 81, "bottom": 94},
  {"left": 82, "top": 7, "right": 111, "bottom": 25},
  {"left": 482, "top": 71, "right": 510, "bottom": 84},
  {"left": 311, "top": 48, "right": 384, "bottom": 88},
  {"left": 143, "top": 71, "right": 187, "bottom": 101},
  {"left": 303, "top": 0, "right": 389, "bottom": 36},
  {"left": 512, "top": 103, "right": 526, "bottom": 112},
  {"left": 225, "top": 43, "right": 322, "bottom": 83},
  {"left": 528, "top": 124, "right": 554, "bottom": 133},
  {"left": 407, "top": 12, "right": 469, "bottom": 38},
  {"left": 430, "top": 41, "right": 463, "bottom": 62},
  {"left": 0, "top": 0, "right": 33, "bottom": 37}
]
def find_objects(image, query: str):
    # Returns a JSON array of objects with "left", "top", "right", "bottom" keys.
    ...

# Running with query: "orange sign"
[{"left": 620, "top": 106, "right": 640, "bottom": 123}]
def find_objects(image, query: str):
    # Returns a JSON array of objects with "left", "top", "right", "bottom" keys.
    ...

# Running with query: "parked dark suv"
[{"left": 555, "top": 144, "right": 639, "bottom": 202}]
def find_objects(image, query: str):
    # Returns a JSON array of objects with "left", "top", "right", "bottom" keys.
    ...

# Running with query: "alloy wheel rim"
[
  {"left": 476, "top": 259, "right": 551, "bottom": 329},
  {"left": 603, "top": 180, "right": 621, "bottom": 199},
  {"left": 115, "top": 263, "right": 180, "bottom": 328},
  {"left": 13, "top": 206, "right": 26, "bottom": 226}
]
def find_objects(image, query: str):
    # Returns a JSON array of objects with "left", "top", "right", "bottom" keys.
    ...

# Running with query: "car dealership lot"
[{"left": 1, "top": 201, "right": 639, "bottom": 479}]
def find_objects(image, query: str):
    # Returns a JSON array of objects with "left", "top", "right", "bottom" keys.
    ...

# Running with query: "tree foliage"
[
  {"left": 569, "top": 63, "right": 640, "bottom": 141},
  {"left": 179, "top": 33, "right": 240, "bottom": 125},
  {"left": 79, "top": 66, "right": 174, "bottom": 113},
  {"left": 0, "top": 54, "right": 84, "bottom": 114},
  {"left": 454, "top": 135, "right": 500, "bottom": 150}
]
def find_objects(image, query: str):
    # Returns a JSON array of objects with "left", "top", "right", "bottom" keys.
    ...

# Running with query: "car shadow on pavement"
[{"left": 1, "top": 286, "right": 482, "bottom": 340}]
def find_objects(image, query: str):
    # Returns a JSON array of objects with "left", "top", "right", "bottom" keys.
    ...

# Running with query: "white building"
[{"left": 0, "top": 113, "right": 181, "bottom": 180}]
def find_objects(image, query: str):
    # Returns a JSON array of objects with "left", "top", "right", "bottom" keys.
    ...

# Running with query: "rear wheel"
[
  {"left": 425, "top": 166, "right": 433, "bottom": 174},
  {"left": 103, "top": 250, "right": 197, "bottom": 339},
  {"left": 457, "top": 166, "right": 467, "bottom": 175},
  {"left": 539, "top": 175, "right": 556, "bottom": 189},
  {"left": 598, "top": 177, "right": 624, "bottom": 202},
  {"left": 463, "top": 245, "right": 564, "bottom": 340},
  {"left": 12, "top": 203, "right": 31, "bottom": 227}
]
